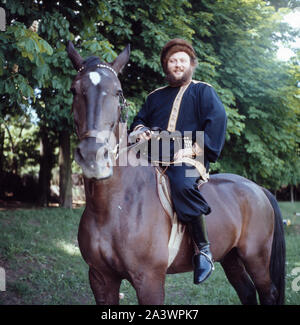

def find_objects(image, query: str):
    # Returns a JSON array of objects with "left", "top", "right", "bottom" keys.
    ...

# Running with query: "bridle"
[
  {"left": 75, "top": 63, "right": 129, "bottom": 160},
  {"left": 77, "top": 63, "right": 118, "bottom": 78}
]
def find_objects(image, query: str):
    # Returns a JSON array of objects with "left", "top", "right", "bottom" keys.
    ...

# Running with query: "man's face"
[
  {"left": 167, "top": 52, "right": 191, "bottom": 79},
  {"left": 166, "top": 51, "right": 193, "bottom": 86}
]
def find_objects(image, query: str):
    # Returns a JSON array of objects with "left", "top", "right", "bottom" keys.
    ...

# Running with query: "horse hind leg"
[
  {"left": 237, "top": 236, "right": 279, "bottom": 305},
  {"left": 240, "top": 252, "right": 278, "bottom": 305},
  {"left": 89, "top": 267, "right": 122, "bottom": 305},
  {"left": 221, "top": 248, "right": 258, "bottom": 305}
]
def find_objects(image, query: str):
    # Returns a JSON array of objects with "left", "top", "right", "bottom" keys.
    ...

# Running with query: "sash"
[
  {"left": 166, "top": 81, "right": 209, "bottom": 181},
  {"left": 167, "top": 82, "right": 191, "bottom": 132}
]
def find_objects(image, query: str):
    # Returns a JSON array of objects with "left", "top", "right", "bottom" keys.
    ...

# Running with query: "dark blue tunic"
[{"left": 130, "top": 81, "right": 227, "bottom": 223}]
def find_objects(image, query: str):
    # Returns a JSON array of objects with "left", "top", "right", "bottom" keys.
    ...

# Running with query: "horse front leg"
[
  {"left": 89, "top": 267, "right": 121, "bottom": 305},
  {"left": 131, "top": 269, "right": 166, "bottom": 305}
]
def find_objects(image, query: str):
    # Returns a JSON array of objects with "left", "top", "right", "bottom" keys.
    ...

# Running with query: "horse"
[{"left": 66, "top": 41, "right": 285, "bottom": 305}]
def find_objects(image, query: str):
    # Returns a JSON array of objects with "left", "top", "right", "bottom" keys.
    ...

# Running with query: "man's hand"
[
  {"left": 129, "top": 126, "right": 152, "bottom": 143},
  {"left": 174, "top": 147, "right": 194, "bottom": 160},
  {"left": 137, "top": 128, "right": 152, "bottom": 142}
]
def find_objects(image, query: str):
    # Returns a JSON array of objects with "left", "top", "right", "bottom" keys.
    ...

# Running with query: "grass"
[
  {"left": 279, "top": 202, "right": 300, "bottom": 306},
  {"left": 0, "top": 207, "right": 92, "bottom": 305},
  {"left": 0, "top": 201, "right": 299, "bottom": 305}
]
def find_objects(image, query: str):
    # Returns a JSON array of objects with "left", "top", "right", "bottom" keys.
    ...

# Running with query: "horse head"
[{"left": 66, "top": 41, "right": 130, "bottom": 180}]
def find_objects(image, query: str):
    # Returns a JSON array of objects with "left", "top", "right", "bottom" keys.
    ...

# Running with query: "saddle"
[
  {"left": 155, "top": 166, "right": 209, "bottom": 268},
  {"left": 155, "top": 167, "right": 186, "bottom": 267}
]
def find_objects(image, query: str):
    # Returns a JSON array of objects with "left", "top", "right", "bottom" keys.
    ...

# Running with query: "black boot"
[{"left": 188, "top": 214, "right": 214, "bottom": 284}]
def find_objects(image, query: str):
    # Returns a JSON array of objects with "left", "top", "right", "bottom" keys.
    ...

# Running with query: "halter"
[{"left": 76, "top": 63, "right": 129, "bottom": 160}]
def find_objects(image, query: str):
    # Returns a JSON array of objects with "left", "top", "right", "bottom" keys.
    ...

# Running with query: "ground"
[{"left": 0, "top": 201, "right": 299, "bottom": 305}]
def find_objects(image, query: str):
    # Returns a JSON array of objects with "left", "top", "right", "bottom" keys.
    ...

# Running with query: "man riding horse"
[{"left": 129, "top": 38, "right": 227, "bottom": 284}]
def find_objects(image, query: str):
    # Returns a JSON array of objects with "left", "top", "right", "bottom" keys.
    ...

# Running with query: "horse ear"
[
  {"left": 111, "top": 44, "right": 130, "bottom": 74},
  {"left": 66, "top": 41, "right": 84, "bottom": 71}
]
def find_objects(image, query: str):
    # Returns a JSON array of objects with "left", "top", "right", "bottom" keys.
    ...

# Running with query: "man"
[{"left": 130, "top": 38, "right": 227, "bottom": 284}]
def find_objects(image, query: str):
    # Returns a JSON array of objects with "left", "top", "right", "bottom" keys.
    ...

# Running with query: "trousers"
[{"left": 165, "top": 163, "right": 211, "bottom": 224}]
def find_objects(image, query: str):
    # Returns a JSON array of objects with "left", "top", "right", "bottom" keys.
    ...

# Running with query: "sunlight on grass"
[{"left": 55, "top": 240, "right": 81, "bottom": 257}]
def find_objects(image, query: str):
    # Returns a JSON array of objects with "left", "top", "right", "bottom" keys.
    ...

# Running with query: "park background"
[{"left": 0, "top": 0, "right": 299, "bottom": 305}]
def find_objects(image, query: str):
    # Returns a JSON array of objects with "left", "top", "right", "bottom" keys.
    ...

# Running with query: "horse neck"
[{"left": 83, "top": 166, "right": 123, "bottom": 209}]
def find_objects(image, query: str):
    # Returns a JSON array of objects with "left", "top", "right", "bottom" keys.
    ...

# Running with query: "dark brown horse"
[{"left": 66, "top": 42, "right": 285, "bottom": 305}]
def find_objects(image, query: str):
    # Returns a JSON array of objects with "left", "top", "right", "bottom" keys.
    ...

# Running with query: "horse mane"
[{"left": 82, "top": 56, "right": 102, "bottom": 69}]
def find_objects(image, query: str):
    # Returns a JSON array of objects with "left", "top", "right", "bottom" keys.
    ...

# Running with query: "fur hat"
[{"left": 160, "top": 38, "right": 197, "bottom": 73}]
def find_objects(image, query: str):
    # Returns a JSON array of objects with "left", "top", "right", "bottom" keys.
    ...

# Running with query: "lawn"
[{"left": 0, "top": 201, "right": 299, "bottom": 305}]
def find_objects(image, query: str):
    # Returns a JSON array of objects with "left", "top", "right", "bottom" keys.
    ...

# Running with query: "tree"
[
  {"left": 94, "top": 0, "right": 195, "bottom": 118},
  {"left": 188, "top": 0, "right": 300, "bottom": 190},
  {"left": 1, "top": 0, "right": 116, "bottom": 207},
  {"left": 0, "top": 0, "right": 298, "bottom": 205},
  {"left": 0, "top": 8, "right": 53, "bottom": 202}
]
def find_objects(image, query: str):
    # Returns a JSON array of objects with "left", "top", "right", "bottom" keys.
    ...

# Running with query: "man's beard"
[{"left": 165, "top": 66, "right": 194, "bottom": 87}]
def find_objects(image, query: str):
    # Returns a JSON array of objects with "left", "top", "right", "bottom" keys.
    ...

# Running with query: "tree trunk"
[
  {"left": 59, "top": 130, "right": 72, "bottom": 208},
  {"left": 38, "top": 126, "right": 53, "bottom": 207}
]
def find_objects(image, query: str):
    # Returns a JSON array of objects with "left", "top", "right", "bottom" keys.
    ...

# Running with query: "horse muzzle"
[{"left": 75, "top": 140, "right": 114, "bottom": 180}]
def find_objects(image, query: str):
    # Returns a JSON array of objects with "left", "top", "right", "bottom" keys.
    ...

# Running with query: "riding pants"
[{"left": 165, "top": 163, "right": 211, "bottom": 224}]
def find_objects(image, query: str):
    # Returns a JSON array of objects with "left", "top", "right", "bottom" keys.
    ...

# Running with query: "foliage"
[
  {"left": 186, "top": 0, "right": 300, "bottom": 189},
  {"left": 0, "top": 0, "right": 299, "bottom": 193},
  {"left": 0, "top": 17, "right": 53, "bottom": 173},
  {"left": 0, "top": 109, "right": 39, "bottom": 175}
]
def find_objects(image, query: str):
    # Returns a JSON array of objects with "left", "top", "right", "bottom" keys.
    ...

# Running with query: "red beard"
[{"left": 165, "top": 66, "right": 194, "bottom": 87}]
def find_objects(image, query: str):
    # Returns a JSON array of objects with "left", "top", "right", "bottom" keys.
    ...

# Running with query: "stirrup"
[{"left": 198, "top": 250, "right": 215, "bottom": 270}]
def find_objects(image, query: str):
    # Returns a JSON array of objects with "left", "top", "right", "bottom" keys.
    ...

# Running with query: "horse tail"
[{"left": 262, "top": 187, "right": 286, "bottom": 304}]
